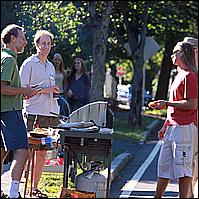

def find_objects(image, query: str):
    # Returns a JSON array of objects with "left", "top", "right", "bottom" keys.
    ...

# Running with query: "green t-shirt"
[{"left": 1, "top": 48, "right": 23, "bottom": 112}]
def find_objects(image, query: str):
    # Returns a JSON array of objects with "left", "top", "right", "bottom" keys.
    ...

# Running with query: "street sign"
[
  {"left": 116, "top": 66, "right": 126, "bottom": 77},
  {"left": 124, "top": 36, "right": 161, "bottom": 62}
]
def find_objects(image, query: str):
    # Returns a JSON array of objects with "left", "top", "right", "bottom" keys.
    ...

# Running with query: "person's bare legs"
[
  {"left": 192, "top": 175, "right": 198, "bottom": 197},
  {"left": 1, "top": 148, "right": 9, "bottom": 197},
  {"left": 10, "top": 149, "right": 29, "bottom": 180},
  {"left": 1, "top": 148, "right": 9, "bottom": 175},
  {"left": 191, "top": 156, "right": 198, "bottom": 198},
  {"left": 187, "top": 178, "right": 194, "bottom": 198},
  {"left": 6, "top": 149, "right": 29, "bottom": 198},
  {"left": 187, "top": 176, "right": 197, "bottom": 198},
  {"left": 187, "top": 154, "right": 198, "bottom": 198},
  {"left": 32, "top": 150, "right": 47, "bottom": 190},
  {"left": 154, "top": 177, "right": 169, "bottom": 198},
  {"left": 179, "top": 176, "right": 192, "bottom": 198}
]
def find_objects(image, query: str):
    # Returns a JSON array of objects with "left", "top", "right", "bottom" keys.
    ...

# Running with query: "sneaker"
[
  {"left": 1, "top": 190, "right": 8, "bottom": 198},
  {"left": 32, "top": 189, "right": 48, "bottom": 198},
  {"left": 18, "top": 192, "right": 22, "bottom": 198},
  {"left": 8, "top": 192, "right": 22, "bottom": 198}
]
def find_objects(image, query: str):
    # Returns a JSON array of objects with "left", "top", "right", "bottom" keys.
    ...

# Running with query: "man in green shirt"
[{"left": 1, "top": 24, "right": 38, "bottom": 198}]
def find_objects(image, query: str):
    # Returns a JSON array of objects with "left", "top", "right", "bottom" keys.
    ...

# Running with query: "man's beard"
[{"left": 17, "top": 47, "right": 24, "bottom": 54}]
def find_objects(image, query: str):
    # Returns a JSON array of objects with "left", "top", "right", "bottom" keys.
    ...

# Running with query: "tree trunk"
[
  {"left": 89, "top": 1, "right": 114, "bottom": 102},
  {"left": 155, "top": 35, "right": 176, "bottom": 100},
  {"left": 124, "top": 3, "right": 149, "bottom": 127},
  {"left": 145, "top": 59, "right": 160, "bottom": 94},
  {"left": 128, "top": 57, "right": 144, "bottom": 127}
]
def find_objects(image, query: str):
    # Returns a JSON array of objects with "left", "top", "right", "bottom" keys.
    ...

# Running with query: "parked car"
[
  {"left": 116, "top": 84, "right": 132, "bottom": 105},
  {"left": 117, "top": 84, "right": 153, "bottom": 106}
]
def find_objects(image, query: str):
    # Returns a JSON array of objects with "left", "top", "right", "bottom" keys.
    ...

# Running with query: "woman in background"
[
  {"left": 66, "top": 57, "right": 90, "bottom": 112},
  {"left": 52, "top": 53, "right": 67, "bottom": 96},
  {"left": 52, "top": 53, "right": 71, "bottom": 116}
]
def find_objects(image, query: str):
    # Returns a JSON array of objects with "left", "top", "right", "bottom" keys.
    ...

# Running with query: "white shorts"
[{"left": 157, "top": 123, "right": 198, "bottom": 179}]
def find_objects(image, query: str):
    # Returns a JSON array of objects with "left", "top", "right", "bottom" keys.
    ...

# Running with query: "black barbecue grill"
[{"left": 58, "top": 127, "right": 113, "bottom": 198}]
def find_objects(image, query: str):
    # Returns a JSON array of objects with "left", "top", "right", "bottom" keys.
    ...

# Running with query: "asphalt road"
[{"left": 110, "top": 140, "right": 179, "bottom": 198}]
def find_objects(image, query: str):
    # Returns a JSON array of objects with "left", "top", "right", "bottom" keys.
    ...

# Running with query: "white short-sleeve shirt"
[{"left": 20, "top": 55, "right": 60, "bottom": 116}]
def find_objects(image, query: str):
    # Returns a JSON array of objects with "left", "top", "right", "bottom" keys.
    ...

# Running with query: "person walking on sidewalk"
[
  {"left": 150, "top": 41, "right": 198, "bottom": 198},
  {"left": 1, "top": 24, "right": 38, "bottom": 198},
  {"left": 19, "top": 30, "right": 60, "bottom": 198}
]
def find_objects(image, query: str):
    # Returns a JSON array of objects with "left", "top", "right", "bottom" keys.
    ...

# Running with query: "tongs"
[{"left": 30, "top": 80, "right": 47, "bottom": 88}]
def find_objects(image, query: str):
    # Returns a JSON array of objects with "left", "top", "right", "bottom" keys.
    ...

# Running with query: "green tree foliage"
[
  {"left": 105, "top": 1, "right": 198, "bottom": 127},
  {"left": 1, "top": 1, "right": 19, "bottom": 30},
  {"left": 151, "top": 1, "right": 198, "bottom": 99},
  {"left": 107, "top": 1, "right": 198, "bottom": 89},
  {"left": 15, "top": 1, "right": 84, "bottom": 68}
]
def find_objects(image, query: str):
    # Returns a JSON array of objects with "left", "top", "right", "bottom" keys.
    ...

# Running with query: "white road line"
[
  {"left": 127, "top": 196, "right": 178, "bottom": 198},
  {"left": 119, "top": 140, "right": 162, "bottom": 198}
]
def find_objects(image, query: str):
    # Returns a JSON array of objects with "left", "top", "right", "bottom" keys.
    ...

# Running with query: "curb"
[
  {"left": 110, "top": 152, "right": 132, "bottom": 182},
  {"left": 101, "top": 152, "right": 132, "bottom": 183},
  {"left": 141, "top": 119, "right": 163, "bottom": 142}
]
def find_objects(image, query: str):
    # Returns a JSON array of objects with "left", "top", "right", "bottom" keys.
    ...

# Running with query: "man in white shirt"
[{"left": 20, "top": 30, "right": 60, "bottom": 198}]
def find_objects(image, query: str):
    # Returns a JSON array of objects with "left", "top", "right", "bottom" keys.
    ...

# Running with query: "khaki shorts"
[
  {"left": 26, "top": 114, "right": 59, "bottom": 132},
  {"left": 158, "top": 123, "right": 197, "bottom": 179},
  {"left": 25, "top": 114, "right": 60, "bottom": 150}
]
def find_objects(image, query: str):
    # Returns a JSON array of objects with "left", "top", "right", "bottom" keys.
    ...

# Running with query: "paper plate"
[
  {"left": 29, "top": 128, "right": 49, "bottom": 138},
  {"left": 58, "top": 121, "right": 94, "bottom": 129},
  {"left": 29, "top": 132, "right": 48, "bottom": 138},
  {"left": 70, "top": 126, "right": 100, "bottom": 133}
]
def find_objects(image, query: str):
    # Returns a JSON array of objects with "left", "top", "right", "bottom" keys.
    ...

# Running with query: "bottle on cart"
[{"left": 41, "top": 136, "right": 53, "bottom": 147}]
